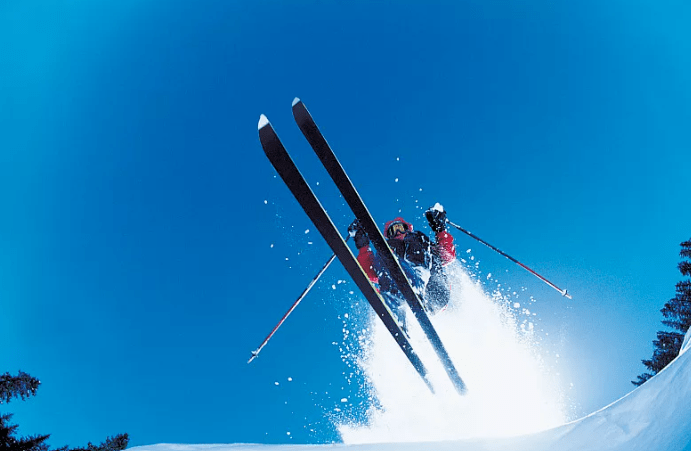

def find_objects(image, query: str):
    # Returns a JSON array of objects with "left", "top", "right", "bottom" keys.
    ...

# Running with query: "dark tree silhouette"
[
  {"left": 0, "top": 372, "right": 128, "bottom": 451},
  {"left": 633, "top": 239, "right": 691, "bottom": 386}
]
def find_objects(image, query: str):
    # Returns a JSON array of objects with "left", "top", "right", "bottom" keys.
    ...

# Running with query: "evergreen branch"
[
  {"left": 631, "top": 373, "right": 653, "bottom": 387},
  {"left": 680, "top": 239, "right": 691, "bottom": 258},
  {"left": 0, "top": 372, "right": 41, "bottom": 404},
  {"left": 0, "top": 372, "right": 128, "bottom": 451},
  {"left": 1, "top": 413, "right": 50, "bottom": 451}
]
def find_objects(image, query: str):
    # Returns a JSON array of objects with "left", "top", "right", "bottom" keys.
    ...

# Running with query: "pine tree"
[
  {"left": 661, "top": 240, "right": 691, "bottom": 335},
  {"left": 0, "top": 373, "right": 50, "bottom": 451},
  {"left": 633, "top": 239, "right": 691, "bottom": 386},
  {"left": 0, "top": 372, "right": 129, "bottom": 451}
]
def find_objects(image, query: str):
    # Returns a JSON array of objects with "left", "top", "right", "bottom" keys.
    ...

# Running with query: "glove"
[
  {"left": 425, "top": 204, "right": 448, "bottom": 233},
  {"left": 348, "top": 219, "right": 369, "bottom": 249}
]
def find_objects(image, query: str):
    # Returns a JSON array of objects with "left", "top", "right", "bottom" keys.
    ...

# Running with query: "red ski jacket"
[{"left": 356, "top": 229, "right": 456, "bottom": 285}]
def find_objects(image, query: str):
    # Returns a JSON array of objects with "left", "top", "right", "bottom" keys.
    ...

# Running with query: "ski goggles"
[{"left": 386, "top": 221, "right": 408, "bottom": 238}]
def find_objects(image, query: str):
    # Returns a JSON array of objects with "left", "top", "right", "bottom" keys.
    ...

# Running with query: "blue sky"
[{"left": 1, "top": 0, "right": 690, "bottom": 447}]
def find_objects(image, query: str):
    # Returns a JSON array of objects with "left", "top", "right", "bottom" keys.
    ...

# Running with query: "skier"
[{"left": 348, "top": 204, "right": 456, "bottom": 326}]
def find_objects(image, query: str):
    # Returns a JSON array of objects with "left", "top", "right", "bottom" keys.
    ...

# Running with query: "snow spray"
[{"left": 337, "top": 263, "right": 566, "bottom": 443}]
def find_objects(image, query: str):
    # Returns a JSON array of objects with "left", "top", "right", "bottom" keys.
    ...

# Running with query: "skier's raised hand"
[
  {"left": 348, "top": 219, "right": 369, "bottom": 249},
  {"left": 425, "top": 203, "right": 448, "bottom": 233}
]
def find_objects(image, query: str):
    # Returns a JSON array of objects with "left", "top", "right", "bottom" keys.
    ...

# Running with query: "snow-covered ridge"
[
  {"left": 132, "top": 326, "right": 691, "bottom": 451},
  {"left": 681, "top": 327, "right": 691, "bottom": 355}
]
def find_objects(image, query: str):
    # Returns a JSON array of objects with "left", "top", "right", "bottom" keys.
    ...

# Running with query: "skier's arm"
[
  {"left": 356, "top": 246, "right": 379, "bottom": 284},
  {"left": 435, "top": 230, "right": 456, "bottom": 265},
  {"left": 349, "top": 219, "right": 379, "bottom": 283},
  {"left": 425, "top": 203, "right": 456, "bottom": 265}
]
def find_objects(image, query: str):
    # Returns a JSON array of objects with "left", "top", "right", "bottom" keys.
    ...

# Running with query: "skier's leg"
[
  {"left": 381, "top": 291, "right": 408, "bottom": 334},
  {"left": 425, "top": 270, "right": 450, "bottom": 314}
]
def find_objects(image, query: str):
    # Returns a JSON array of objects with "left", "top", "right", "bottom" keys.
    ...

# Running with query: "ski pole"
[
  {"left": 447, "top": 220, "right": 572, "bottom": 299},
  {"left": 247, "top": 237, "right": 349, "bottom": 364}
]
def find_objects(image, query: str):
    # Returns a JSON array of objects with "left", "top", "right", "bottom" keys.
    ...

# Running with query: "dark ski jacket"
[{"left": 356, "top": 226, "right": 456, "bottom": 286}]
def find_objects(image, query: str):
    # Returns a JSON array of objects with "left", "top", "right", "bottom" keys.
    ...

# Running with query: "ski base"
[
  {"left": 259, "top": 115, "right": 434, "bottom": 393},
  {"left": 292, "top": 99, "right": 467, "bottom": 395}
]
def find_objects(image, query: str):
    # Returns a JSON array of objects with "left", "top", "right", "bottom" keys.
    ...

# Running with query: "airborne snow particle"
[
  {"left": 274, "top": 382, "right": 279, "bottom": 386},
  {"left": 332, "top": 285, "right": 337, "bottom": 290},
  {"left": 514, "top": 302, "right": 521, "bottom": 308},
  {"left": 394, "top": 178, "right": 399, "bottom": 182},
  {"left": 341, "top": 398, "right": 348, "bottom": 402},
  {"left": 288, "top": 377, "right": 293, "bottom": 382},
  {"left": 264, "top": 200, "right": 268, "bottom": 204},
  {"left": 305, "top": 229, "right": 310, "bottom": 234}
]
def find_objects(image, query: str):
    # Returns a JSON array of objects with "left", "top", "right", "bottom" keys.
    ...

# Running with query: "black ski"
[
  {"left": 292, "top": 98, "right": 468, "bottom": 395},
  {"left": 258, "top": 114, "right": 434, "bottom": 393}
]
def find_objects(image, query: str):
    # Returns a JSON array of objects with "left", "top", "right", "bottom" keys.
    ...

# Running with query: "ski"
[
  {"left": 258, "top": 114, "right": 434, "bottom": 393},
  {"left": 292, "top": 98, "right": 468, "bottom": 395}
]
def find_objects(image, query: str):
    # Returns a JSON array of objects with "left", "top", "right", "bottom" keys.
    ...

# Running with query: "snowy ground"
[{"left": 132, "top": 309, "right": 691, "bottom": 451}]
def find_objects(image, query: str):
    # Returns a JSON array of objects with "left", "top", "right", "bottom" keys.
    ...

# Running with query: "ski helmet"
[{"left": 385, "top": 217, "right": 413, "bottom": 239}]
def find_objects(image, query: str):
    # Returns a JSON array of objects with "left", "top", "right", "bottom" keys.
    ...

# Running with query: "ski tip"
[
  {"left": 292, "top": 97, "right": 302, "bottom": 107},
  {"left": 258, "top": 114, "right": 270, "bottom": 130}
]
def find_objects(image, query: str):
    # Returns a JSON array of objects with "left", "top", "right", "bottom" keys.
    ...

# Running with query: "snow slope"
[{"left": 132, "top": 328, "right": 691, "bottom": 451}]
